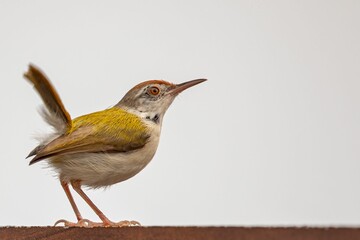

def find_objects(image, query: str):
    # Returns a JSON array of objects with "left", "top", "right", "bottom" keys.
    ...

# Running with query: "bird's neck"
[{"left": 117, "top": 106, "right": 163, "bottom": 126}]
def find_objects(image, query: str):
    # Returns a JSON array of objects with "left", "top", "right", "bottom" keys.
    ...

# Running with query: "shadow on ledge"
[{"left": 1, "top": 226, "right": 360, "bottom": 240}]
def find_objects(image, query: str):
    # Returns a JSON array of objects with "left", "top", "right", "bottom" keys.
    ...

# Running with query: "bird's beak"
[{"left": 169, "top": 78, "right": 207, "bottom": 96}]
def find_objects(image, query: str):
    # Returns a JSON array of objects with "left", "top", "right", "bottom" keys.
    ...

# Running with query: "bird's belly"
[{"left": 49, "top": 137, "right": 159, "bottom": 188}]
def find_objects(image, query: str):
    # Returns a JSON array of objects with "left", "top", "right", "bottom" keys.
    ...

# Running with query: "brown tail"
[{"left": 24, "top": 64, "right": 72, "bottom": 130}]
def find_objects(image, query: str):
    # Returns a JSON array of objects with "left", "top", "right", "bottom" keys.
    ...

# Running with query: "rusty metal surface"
[{"left": 1, "top": 226, "right": 360, "bottom": 240}]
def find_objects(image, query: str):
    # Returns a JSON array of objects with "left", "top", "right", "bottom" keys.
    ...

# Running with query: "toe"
[
  {"left": 54, "top": 219, "right": 77, "bottom": 227},
  {"left": 78, "top": 219, "right": 104, "bottom": 227},
  {"left": 54, "top": 219, "right": 101, "bottom": 228},
  {"left": 115, "top": 220, "right": 141, "bottom": 227},
  {"left": 130, "top": 220, "right": 141, "bottom": 226}
]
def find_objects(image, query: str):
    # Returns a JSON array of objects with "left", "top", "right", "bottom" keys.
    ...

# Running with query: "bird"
[{"left": 24, "top": 64, "right": 206, "bottom": 227}]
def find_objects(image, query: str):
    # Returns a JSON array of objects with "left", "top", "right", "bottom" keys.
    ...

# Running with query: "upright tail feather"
[{"left": 24, "top": 64, "right": 72, "bottom": 132}]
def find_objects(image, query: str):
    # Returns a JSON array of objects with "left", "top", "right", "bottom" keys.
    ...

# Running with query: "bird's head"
[{"left": 117, "top": 79, "right": 206, "bottom": 124}]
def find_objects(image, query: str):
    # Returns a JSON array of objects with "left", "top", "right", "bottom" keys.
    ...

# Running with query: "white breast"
[{"left": 49, "top": 122, "right": 161, "bottom": 189}]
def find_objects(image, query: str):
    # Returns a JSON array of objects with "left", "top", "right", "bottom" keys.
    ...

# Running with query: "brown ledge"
[{"left": 1, "top": 226, "right": 360, "bottom": 240}]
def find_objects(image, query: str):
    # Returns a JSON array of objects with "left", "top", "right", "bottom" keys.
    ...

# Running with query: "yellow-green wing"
[{"left": 29, "top": 107, "right": 149, "bottom": 165}]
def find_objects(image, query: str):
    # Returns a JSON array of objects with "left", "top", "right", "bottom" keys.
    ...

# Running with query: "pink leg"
[
  {"left": 71, "top": 180, "right": 112, "bottom": 226},
  {"left": 55, "top": 180, "right": 89, "bottom": 227},
  {"left": 71, "top": 180, "right": 140, "bottom": 227},
  {"left": 61, "top": 181, "right": 83, "bottom": 221}
]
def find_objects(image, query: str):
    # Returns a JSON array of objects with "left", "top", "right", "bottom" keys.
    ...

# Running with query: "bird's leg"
[
  {"left": 70, "top": 180, "right": 112, "bottom": 227},
  {"left": 55, "top": 181, "right": 88, "bottom": 227},
  {"left": 71, "top": 180, "right": 140, "bottom": 227},
  {"left": 61, "top": 181, "right": 83, "bottom": 221}
]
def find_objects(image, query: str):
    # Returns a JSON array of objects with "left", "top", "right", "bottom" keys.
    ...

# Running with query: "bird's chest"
[{"left": 103, "top": 133, "right": 160, "bottom": 181}]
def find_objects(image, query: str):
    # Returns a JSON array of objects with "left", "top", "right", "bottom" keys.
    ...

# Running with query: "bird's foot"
[
  {"left": 103, "top": 219, "right": 141, "bottom": 227},
  {"left": 54, "top": 219, "right": 141, "bottom": 227},
  {"left": 54, "top": 219, "right": 102, "bottom": 227}
]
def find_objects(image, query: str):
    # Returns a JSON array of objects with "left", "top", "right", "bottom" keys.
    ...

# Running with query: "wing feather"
[{"left": 29, "top": 107, "right": 150, "bottom": 165}]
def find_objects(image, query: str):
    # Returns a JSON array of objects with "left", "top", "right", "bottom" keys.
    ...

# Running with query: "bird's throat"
[
  {"left": 145, "top": 113, "right": 160, "bottom": 124},
  {"left": 124, "top": 107, "right": 162, "bottom": 125}
]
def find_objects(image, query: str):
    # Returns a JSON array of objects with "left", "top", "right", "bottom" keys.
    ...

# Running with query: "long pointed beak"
[{"left": 169, "top": 78, "right": 207, "bottom": 96}]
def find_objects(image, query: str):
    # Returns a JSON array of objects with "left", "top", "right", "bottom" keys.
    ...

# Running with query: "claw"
[{"left": 55, "top": 219, "right": 82, "bottom": 227}]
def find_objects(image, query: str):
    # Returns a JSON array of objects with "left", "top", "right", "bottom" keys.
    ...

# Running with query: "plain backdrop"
[{"left": 0, "top": 0, "right": 359, "bottom": 226}]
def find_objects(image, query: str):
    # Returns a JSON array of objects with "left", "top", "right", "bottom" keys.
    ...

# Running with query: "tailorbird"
[{"left": 24, "top": 64, "right": 206, "bottom": 227}]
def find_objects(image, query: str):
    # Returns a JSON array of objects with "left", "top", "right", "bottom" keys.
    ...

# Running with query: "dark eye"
[{"left": 148, "top": 86, "right": 160, "bottom": 96}]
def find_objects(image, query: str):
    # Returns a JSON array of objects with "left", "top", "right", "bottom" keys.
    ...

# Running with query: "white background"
[{"left": 0, "top": 1, "right": 359, "bottom": 226}]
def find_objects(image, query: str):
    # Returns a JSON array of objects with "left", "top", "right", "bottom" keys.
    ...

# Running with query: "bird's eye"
[{"left": 148, "top": 86, "right": 160, "bottom": 96}]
